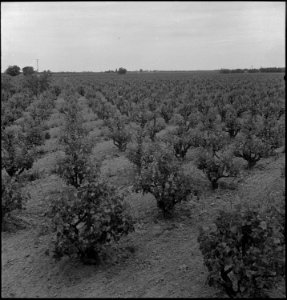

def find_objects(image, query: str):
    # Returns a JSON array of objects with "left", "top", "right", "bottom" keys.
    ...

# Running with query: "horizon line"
[{"left": 2, "top": 66, "right": 285, "bottom": 74}]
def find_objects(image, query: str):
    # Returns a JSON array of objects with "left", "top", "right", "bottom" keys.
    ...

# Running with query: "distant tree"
[
  {"left": 118, "top": 67, "right": 127, "bottom": 75},
  {"left": 5, "top": 65, "right": 21, "bottom": 77},
  {"left": 22, "top": 66, "right": 35, "bottom": 76}
]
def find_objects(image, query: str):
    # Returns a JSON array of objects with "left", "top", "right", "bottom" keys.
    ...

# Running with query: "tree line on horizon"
[
  {"left": 219, "top": 67, "right": 285, "bottom": 74},
  {"left": 3, "top": 65, "right": 128, "bottom": 76},
  {"left": 3, "top": 65, "right": 49, "bottom": 77},
  {"left": 4, "top": 65, "right": 285, "bottom": 76}
]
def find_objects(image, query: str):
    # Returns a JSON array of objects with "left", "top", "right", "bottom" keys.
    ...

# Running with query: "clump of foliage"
[
  {"left": 49, "top": 179, "right": 134, "bottom": 263},
  {"left": 27, "top": 90, "right": 56, "bottom": 125},
  {"left": 195, "top": 126, "right": 239, "bottom": 189},
  {"left": 198, "top": 207, "right": 285, "bottom": 298},
  {"left": 51, "top": 88, "right": 134, "bottom": 263},
  {"left": 50, "top": 84, "right": 62, "bottom": 97},
  {"left": 134, "top": 146, "right": 194, "bottom": 217},
  {"left": 146, "top": 114, "right": 165, "bottom": 142},
  {"left": 45, "top": 131, "right": 51, "bottom": 140},
  {"left": 24, "top": 125, "right": 45, "bottom": 148},
  {"left": 280, "top": 164, "right": 285, "bottom": 178},
  {"left": 256, "top": 116, "right": 285, "bottom": 151},
  {"left": 1, "top": 74, "right": 17, "bottom": 102},
  {"left": 130, "top": 101, "right": 153, "bottom": 129},
  {"left": 21, "top": 70, "right": 52, "bottom": 96},
  {"left": 97, "top": 100, "right": 116, "bottom": 121},
  {"left": 56, "top": 145, "right": 94, "bottom": 188},
  {"left": 164, "top": 126, "right": 201, "bottom": 160},
  {"left": 1, "top": 173, "right": 29, "bottom": 223},
  {"left": 17, "top": 92, "right": 56, "bottom": 149},
  {"left": 2, "top": 125, "right": 36, "bottom": 177},
  {"left": 106, "top": 114, "right": 131, "bottom": 151},
  {"left": 222, "top": 106, "right": 242, "bottom": 138},
  {"left": 116, "top": 97, "right": 133, "bottom": 118},
  {"left": 196, "top": 149, "right": 239, "bottom": 189},
  {"left": 56, "top": 90, "right": 94, "bottom": 188},
  {"left": 199, "top": 130, "right": 229, "bottom": 156},
  {"left": 234, "top": 136, "right": 270, "bottom": 169},
  {"left": 1, "top": 92, "right": 33, "bottom": 127},
  {"left": 233, "top": 119, "right": 274, "bottom": 169},
  {"left": 162, "top": 110, "right": 201, "bottom": 159},
  {"left": 159, "top": 100, "right": 174, "bottom": 124},
  {"left": 126, "top": 128, "right": 151, "bottom": 174},
  {"left": 76, "top": 85, "right": 86, "bottom": 96}
]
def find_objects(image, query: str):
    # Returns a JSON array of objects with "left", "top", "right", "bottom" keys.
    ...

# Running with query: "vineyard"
[{"left": 1, "top": 70, "right": 285, "bottom": 298}]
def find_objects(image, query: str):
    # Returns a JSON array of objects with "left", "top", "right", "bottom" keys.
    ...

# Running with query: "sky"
[{"left": 1, "top": 1, "right": 285, "bottom": 72}]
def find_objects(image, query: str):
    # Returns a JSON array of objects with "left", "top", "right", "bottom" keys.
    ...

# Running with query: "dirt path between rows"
[{"left": 2, "top": 205, "right": 219, "bottom": 298}]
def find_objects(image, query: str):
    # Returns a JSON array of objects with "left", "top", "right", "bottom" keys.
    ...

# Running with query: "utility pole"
[{"left": 36, "top": 59, "right": 39, "bottom": 72}]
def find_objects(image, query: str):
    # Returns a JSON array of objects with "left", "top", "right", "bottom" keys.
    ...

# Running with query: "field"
[{"left": 1, "top": 71, "right": 285, "bottom": 298}]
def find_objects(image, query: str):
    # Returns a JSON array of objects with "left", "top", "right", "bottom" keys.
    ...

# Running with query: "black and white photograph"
[{"left": 1, "top": 1, "right": 285, "bottom": 298}]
